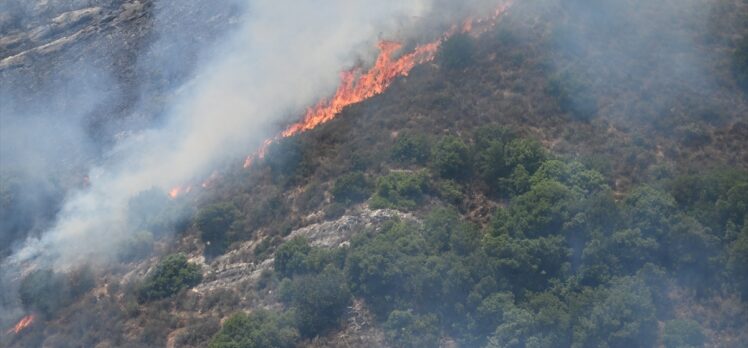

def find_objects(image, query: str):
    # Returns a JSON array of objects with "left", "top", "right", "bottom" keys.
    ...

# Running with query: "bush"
[
  {"left": 473, "top": 125, "right": 514, "bottom": 186},
  {"left": 438, "top": 33, "right": 474, "bottom": 70},
  {"left": 391, "top": 132, "right": 431, "bottom": 165},
  {"left": 504, "top": 139, "right": 546, "bottom": 174},
  {"left": 138, "top": 253, "right": 202, "bottom": 302},
  {"left": 282, "top": 266, "right": 352, "bottom": 338},
  {"left": 274, "top": 237, "right": 312, "bottom": 278},
  {"left": 195, "top": 203, "right": 238, "bottom": 256},
  {"left": 331, "top": 171, "right": 372, "bottom": 204},
  {"left": 663, "top": 319, "right": 706, "bottom": 348},
  {"left": 384, "top": 310, "right": 440, "bottom": 348},
  {"left": 432, "top": 136, "right": 470, "bottom": 179},
  {"left": 369, "top": 171, "right": 429, "bottom": 210},
  {"left": 209, "top": 310, "right": 298, "bottom": 348}
]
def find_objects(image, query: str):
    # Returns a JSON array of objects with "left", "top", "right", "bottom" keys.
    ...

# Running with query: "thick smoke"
[{"left": 2, "top": 0, "right": 446, "bottom": 270}]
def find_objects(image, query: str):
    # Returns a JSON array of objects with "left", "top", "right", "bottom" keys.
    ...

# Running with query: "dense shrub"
[
  {"left": 137, "top": 253, "right": 202, "bottom": 302},
  {"left": 209, "top": 310, "right": 298, "bottom": 348},
  {"left": 274, "top": 237, "right": 312, "bottom": 278},
  {"left": 391, "top": 132, "right": 431, "bottom": 165},
  {"left": 281, "top": 266, "right": 351, "bottom": 338},
  {"left": 663, "top": 319, "right": 706, "bottom": 348},
  {"left": 432, "top": 136, "right": 470, "bottom": 179},
  {"left": 369, "top": 171, "right": 429, "bottom": 210},
  {"left": 384, "top": 310, "right": 440, "bottom": 348},
  {"left": 331, "top": 171, "right": 372, "bottom": 204},
  {"left": 195, "top": 203, "right": 238, "bottom": 256},
  {"left": 504, "top": 138, "right": 546, "bottom": 174}
]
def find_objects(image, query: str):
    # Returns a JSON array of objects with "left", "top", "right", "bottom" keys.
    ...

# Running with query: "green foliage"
[
  {"left": 137, "top": 253, "right": 202, "bottom": 302},
  {"left": 331, "top": 171, "right": 371, "bottom": 204},
  {"left": 663, "top": 319, "right": 706, "bottom": 348},
  {"left": 369, "top": 171, "right": 429, "bottom": 210},
  {"left": 391, "top": 132, "right": 431, "bottom": 165},
  {"left": 573, "top": 276, "right": 658, "bottom": 348},
  {"left": 490, "top": 180, "right": 576, "bottom": 238},
  {"left": 504, "top": 138, "right": 546, "bottom": 174},
  {"left": 432, "top": 135, "right": 470, "bottom": 179},
  {"left": 437, "top": 33, "right": 474, "bottom": 70},
  {"left": 384, "top": 310, "right": 440, "bottom": 348},
  {"left": 195, "top": 203, "right": 238, "bottom": 256},
  {"left": 274, "top": 237, "right": 312, "bottom": 278},
  {"left": 727, "top": 226, "right": 748, "bottom": 297},
  {"left": 346, "top": 221, "right": 429, "bottom": 315},
  {"left": 274, "top": 237, "right": 345, "bottom": 279},
  {"left": 281, "top": 266, "right": 351, "bottom": 338},
  {"left": 208, "top": 310, "right": 298, "bottom": 348},
  {"left": 530, "top": 160, "right": 607, "bottom": 195}
]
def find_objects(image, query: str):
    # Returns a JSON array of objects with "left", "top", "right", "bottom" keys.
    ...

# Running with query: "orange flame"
[
  {"left": 243, "top": 2, "right": 512, "bottom": 169},
  {"left": 7, "top": 315, "right": 34, "bottom": 335},
  {"left": 168, "top": 185, "right": 193, "bottom": 199}
]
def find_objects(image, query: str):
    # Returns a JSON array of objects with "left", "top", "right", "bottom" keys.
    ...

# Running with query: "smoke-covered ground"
[{"left": 1, "top": 0, "right": 747, "bottom": 346}]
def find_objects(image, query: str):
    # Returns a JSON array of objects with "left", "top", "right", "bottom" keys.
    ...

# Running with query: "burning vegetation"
[{"left": 7, "top": 315, "right": 33, "bottom": 335}]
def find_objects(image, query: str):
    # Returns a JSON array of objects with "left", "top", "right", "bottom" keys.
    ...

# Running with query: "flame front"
[
  {"left": 243, "top": 2, "right": 512, "bottom": 169},
  {"left": 7, "top": 315, "right": 34, "bottom": 335}
]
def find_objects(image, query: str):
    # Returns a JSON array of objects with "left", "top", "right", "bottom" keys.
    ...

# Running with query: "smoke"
[{"left": 1, "top": 0, "right": 458, "bottom": 270}]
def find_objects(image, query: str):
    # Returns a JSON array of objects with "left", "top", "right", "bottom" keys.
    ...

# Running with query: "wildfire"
[
  {"left": 243, "top": 1, "right": 512, "bottom": 169},
  {"left": 168, "top": 185, "right": 192, "bottom": 199},
  {"left": 7, "top": 315, "right": 34, "bottom": 335}
]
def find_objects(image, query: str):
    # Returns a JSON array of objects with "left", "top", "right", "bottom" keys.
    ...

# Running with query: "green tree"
[
  {"left": 663, "top": 319, "right": 706, "bottom": 348},
  {"left": 369, "top": 171, "right": 429, "bottom": 210},
  {"left": 274, "top": 237, "right": 312, "bottom": 278},
  {"left": 573, "top": 277, "right": 658, "bottom": 348},
  {"left": 432, "top": 136, "right": 470, "bottom": 179},
  {"left": 282, "top": 266, "right": 352, "bottom": 338},
  {"left": 137, "top": 253, "right": 202, "bottom": 302},
  {"left": 391, "top": 132, "right": 431, "bottom": 164},
  {"left": 727, "top": 225, "right": 748, "bottom": 297},
  {"left": 331, "top": 171, "right": 372, "bottom": 204},
  {"left": 209, "top": 310, "right": 298, "bottom": 348},
  {"left": 384, "top": 310, "right": 440, "bottom": 348},
  {"left": 504, "top": 139, "right": 546, "bottom": 174},
  {"left": 195, "top": 203, "right": 237, "bottom": 256}
]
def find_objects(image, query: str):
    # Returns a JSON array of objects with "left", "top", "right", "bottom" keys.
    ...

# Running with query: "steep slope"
[{"left": 3, "top": 0, "right": 748, "bottom": 347}]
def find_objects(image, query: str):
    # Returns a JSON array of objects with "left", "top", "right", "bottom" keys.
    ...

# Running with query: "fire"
[
  {"left": 168, "top": 186, "right": 182, "bottom": 199},
  {"left": 168, "top": 185, "right": 192, "bottom": 199},
  {"left": 7, "top": 315, "right": 34, "bottom": 335},
  {"left": 243, "top": 2, "right": 513, "bottom": 169}
]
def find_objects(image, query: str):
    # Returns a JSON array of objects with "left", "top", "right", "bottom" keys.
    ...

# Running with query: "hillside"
[{"left": 2, "top": 0, "right": 748, "bottom": 347}]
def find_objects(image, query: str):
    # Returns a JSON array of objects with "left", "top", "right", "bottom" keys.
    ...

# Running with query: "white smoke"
[{"left": 6, "top": 0, "right": 437, "bottom": 269}]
